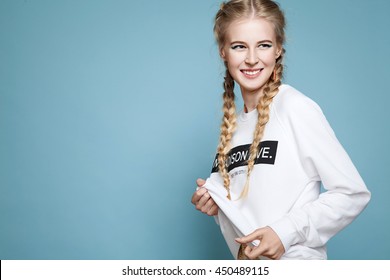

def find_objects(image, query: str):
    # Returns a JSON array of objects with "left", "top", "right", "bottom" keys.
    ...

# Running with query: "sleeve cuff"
[{"left": 268, "top": 216, "right": 303, "bottom": 253}]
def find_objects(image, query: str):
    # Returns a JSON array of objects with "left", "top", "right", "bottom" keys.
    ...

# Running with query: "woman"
[{"left": 191, "top": 0, "right": 370, "bottom": 260}]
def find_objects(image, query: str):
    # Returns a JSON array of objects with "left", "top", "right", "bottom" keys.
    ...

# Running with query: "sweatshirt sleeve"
[{"left": 269, "top": 92, "right": 371, "bottom": 252}]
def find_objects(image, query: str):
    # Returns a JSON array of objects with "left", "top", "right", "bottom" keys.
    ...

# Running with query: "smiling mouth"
[{"left": 241, "top": 69, "right": 262, "bottom": 78}]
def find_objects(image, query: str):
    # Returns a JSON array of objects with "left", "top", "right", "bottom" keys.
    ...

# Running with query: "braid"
[
  {"left": 217, "top": 67, "right": 237, "bottom": 200},
  {"left": 213, "top": 0, "right": 286, "bottom": 200},
  {"left": 240, "top": 50, "right": 285, "bottom": 199}
]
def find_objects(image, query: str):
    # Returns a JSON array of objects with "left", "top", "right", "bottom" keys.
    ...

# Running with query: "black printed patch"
[{"left": 211, "top": 141, "right": 278, "bottom": 173}]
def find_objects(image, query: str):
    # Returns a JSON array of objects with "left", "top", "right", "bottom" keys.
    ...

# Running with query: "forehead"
[{"left": 225, "top": 18, "right": 276, "bottom": 43}]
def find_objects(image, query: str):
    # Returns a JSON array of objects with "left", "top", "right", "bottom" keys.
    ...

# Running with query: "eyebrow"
[{"left": 230, "top": 40, "right": 273, "bottom": 45}]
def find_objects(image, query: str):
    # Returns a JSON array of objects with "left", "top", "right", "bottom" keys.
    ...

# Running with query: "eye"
[
  {"left": 258, "top": 43, "right": 272, "bottom": 49},
  {"left": 231, "top": 44, "right": 246, "bottom": 50}
]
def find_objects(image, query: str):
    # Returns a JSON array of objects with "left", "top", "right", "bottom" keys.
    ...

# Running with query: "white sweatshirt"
[{"left": 204, "top": 84, "right": 371, "bottom": 260}]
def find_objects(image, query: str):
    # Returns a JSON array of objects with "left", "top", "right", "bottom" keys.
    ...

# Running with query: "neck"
[{"left": 241, "top": 87, "right": 263, "bottom": 112}]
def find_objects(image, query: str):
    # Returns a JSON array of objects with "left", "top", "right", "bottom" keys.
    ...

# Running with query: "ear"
[
  {"left": 220, "top": 47, "right": 226, "bottom": 61},
  {"left": 275, "top": 45, "right": 282, "bottom": 59}
]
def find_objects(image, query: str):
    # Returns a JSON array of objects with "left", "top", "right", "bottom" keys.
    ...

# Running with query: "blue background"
[{"left": 1, "top": 0, "right": 389, "bottom": 259}]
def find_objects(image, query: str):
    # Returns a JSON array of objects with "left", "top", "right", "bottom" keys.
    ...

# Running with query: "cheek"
[
  {"left": 262, "top": 53, "right": 277, "bottom": 66},
  {"left": 257, "top": 48, "right": 278, "bottom": 64},
  {"left": 226, "top": 51, "right": 246, "bottom": 66},
  {"left": 227, "top": 55, "right": 243, "bottom": 68}
]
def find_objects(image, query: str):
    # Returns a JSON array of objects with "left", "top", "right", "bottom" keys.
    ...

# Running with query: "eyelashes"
[
  {"left": 231, "top": 44, "right": 246, "bottom": 50},
  {"left": 230, "top": 43, "right": 273, "bottom": 50},
  {"left": 258, "top": 43, "right": 272, "bottom": 49}
]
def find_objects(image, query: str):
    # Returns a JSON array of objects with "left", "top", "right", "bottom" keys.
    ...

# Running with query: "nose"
[{"left": 245, "top": 49, "right": 259, "bottom": 65}]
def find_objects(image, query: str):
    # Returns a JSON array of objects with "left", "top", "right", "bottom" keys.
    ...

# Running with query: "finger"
[
  {"left": 196, "top": 187, "right": 208, "bottom": 198},
  {"left": 191, "top": 189, "right": 207, "bottom": 205},
  {"left": 207, "top": 204, "right": 218, "bottom": 216},
  {"left": 191, "top": 188, "right": 207, "bottom": 205},
  {"left": 196, "top": 178, "right": 206, "bottom": 187},
  {"left": 243, "top": 245, "right": 259, "bottom": 260},
  {"left": 235, "top": 228, "right": 264, "bottom": 244},
  {"left": 202, "top": 196, "right": 215, "bottom": 213},
  {"left": 245, "top": 243, "right": 267, "bottom": 260},
  {"left": 197, "top": 192, "right": 211, "bottom": 210}
]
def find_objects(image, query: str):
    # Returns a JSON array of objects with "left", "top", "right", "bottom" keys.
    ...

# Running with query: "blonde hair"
[{"left": 214, "top": 0, "right": 286, "bottom": 199}]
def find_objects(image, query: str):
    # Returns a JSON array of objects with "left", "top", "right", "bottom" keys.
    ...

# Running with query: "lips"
[{"left": 241, "top": 68, "right": 262, "bottom": 78}]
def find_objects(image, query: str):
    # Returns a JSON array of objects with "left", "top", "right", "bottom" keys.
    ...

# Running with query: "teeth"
[{"left": 243, "top": 70, "right": 260, "bottom": 75}]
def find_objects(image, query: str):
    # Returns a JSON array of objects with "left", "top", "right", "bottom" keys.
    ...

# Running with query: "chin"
[{"left": 240, "top": 83, "right": 267, "bottom": 93}]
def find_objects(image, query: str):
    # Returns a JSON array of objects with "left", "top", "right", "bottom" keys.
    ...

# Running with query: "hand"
[
  {"left": 235, "top": 227, "right": 285, "bottom": 260},
  {"left": 191, "top": 178, "right": 218, "bottom": 216}
]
